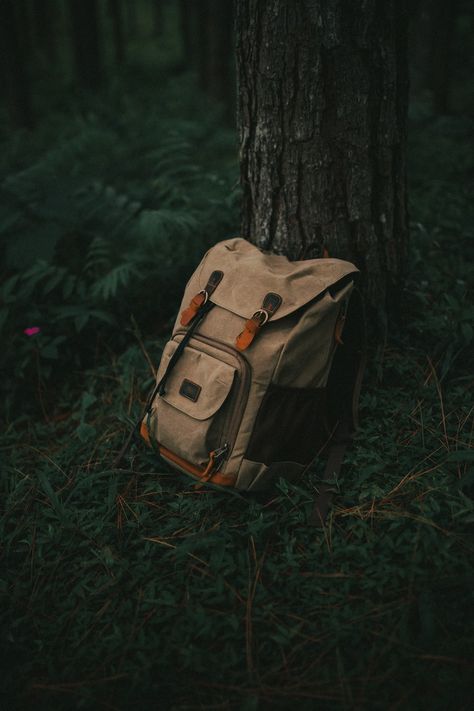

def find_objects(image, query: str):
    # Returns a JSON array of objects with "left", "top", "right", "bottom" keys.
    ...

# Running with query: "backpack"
[{"left": 127, "top": 237, "right": 365, "bottom": 523}]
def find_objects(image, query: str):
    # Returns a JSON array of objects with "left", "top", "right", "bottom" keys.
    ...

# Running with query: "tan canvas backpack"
[{"left": 121, "top": 237, "right": 365, "bottom": 522}]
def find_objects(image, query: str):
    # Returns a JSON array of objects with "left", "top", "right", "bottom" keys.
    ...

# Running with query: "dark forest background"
[{"left": 1, "top": 1, "right": 473, "bottom": 710}]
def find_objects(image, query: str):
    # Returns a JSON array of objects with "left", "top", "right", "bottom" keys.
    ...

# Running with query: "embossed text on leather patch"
[{"left": 179, "top": 379, "right": 201, "bottom": 402}]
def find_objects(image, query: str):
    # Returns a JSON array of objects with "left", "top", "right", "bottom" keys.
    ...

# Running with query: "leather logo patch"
[{"left": 179, "top": 379, "right": 201, "bottom": 402}]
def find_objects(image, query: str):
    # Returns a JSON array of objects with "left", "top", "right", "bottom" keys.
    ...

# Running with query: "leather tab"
[
  {"left": 140, "top": 419, "right": 151, "bottom": 446},
  {"left": 180, "top": 292, "right": 207, "bottom": 326},
  {"left": 236, "top": 316, "right": 261, "bottom": 351},
  {"left": 262, "top": 292, "right": 282, "bottom": 316},
  {"left": 206, "top": 270, "right": 223, "bottom": 295},
  {"left": 179, "top": 270, "right": 224, "bottom": 326},
  {"left": 235, "top": 292, "right": 282, "bottom": 351}
]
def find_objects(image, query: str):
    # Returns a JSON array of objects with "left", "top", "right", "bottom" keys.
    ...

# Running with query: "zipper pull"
[
  {"left": 212, "top": 443, "right": 229, "bottom": 470},
  {"left": 195, "top": 443, "right": 229, "bottom": 489}
]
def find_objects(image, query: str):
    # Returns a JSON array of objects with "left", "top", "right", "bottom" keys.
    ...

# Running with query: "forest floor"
[{"left": 1, "top": 70, "right": 474, "bottom": 710}]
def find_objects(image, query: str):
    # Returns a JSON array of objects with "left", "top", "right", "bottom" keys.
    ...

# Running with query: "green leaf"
[
  {"left": 41, "top": 343, "right": 58, "bottom": 359},
  {"left": 76, "top": 422, "right": 96, "bottom": 442},
  {"left": 74, "top": 312, "right": 90, "bottom": 332}
]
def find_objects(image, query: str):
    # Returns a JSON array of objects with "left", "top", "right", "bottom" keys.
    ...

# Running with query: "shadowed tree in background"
[
  {"left": 188, "top": 1, "right": 234, "bottom": 108},
  {"left": 124, "top": 0, "right": 138, "bottom": 37},
  {"left": 108, "top": 0, "right": 126, "bottom": 65},
  {"left": 32, "top": 0, "right": 57, "bottom": 64},
  {"left": 0, "top": 0, "right": 34, "bottom": 128},
  {"left": 236, "top": 0, "right": 409, "bottom": 329},
  {"left": 69, "top": 0, "right": 102, "bottom": 90},
  {"left": 152, "top": 0, "right": 164, "bottom": 36},
  {"left": 207, "top": 0, "right": 234, "bottom": 105},
  {"left": 16, "top": 0, "right": 33, "bottom": 58},
  {"left": 427, "top": 0, "right": 459, "bottom": 114},
  {"left": 179, "top": 0, "right": 197, "bottom": 67}
]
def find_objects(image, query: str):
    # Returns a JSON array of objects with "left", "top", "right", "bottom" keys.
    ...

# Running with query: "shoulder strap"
[{"left": 309, "top": 288, "right": 367, "bottom": 525}]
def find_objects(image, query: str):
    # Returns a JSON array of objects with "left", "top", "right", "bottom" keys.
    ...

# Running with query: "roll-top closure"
[
  {"left": 156, "top": 341, "right": 236, "bottom": 420},
  {"left": 196, "top": 238, "right": 359, "bottom": 321}
]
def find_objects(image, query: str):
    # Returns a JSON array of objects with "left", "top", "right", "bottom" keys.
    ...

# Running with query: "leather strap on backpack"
[
  {"left": 180, "top": 270, "right": 223, "bottom": 326},
  {"left": 309, "top": 288, "right": 367, "bottom": 525},
  {"left": 236, "top": 292, "right": 282, "bottom": 351}
]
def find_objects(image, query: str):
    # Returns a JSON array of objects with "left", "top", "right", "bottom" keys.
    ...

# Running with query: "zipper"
[{"left": 174, "top": 330, "right": 251, "bottom": 467}]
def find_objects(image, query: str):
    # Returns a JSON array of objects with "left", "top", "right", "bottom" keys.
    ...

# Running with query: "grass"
[{"left": 1, "top": 69, "right": 474, "bottom": 711}]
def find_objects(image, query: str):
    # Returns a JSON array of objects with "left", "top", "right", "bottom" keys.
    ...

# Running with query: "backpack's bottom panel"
[{"left": 141, "top": 418, "right": 309, "bottom": 492}]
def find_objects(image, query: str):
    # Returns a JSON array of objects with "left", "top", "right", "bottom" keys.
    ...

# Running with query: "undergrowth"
[{"left": 1, "top": 78, "right": 473, "bottom": 710}]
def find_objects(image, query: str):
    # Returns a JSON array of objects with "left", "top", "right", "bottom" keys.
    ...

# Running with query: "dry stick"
[
  {"left": 426, "top": 356, "right": 450, "bottom": 451},
  {"left": 130, "top": 314, "right": 156, "bottom": 378},
  {"left": 112, "top": 317, "right": 162, "bottom": 469}
]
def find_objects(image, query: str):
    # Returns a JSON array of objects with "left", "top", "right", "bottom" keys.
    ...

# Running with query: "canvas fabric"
[{"left": 141, "top": 237, "right": 360, "bottom": 492}]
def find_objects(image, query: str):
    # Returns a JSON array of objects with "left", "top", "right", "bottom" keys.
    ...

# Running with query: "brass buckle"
[
  {"left": 198, "top": 289, "right": 209, "bottom": 304},
  {"left": 252, "top": 309, "right": 269, "bottom": 326}
]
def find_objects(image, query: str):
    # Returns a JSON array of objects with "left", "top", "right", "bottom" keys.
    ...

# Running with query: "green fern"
[{"left": 91, "top": 262, "right": 142, "bottom": 301}]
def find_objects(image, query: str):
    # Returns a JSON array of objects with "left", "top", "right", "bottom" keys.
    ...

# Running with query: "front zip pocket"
[{"left": 148, "top": 333, "right": 250, "bottom": 472}]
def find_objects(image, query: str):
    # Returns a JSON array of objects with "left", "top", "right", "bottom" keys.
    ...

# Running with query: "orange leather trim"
[
  {"left": 140, "top": 413, "right": 235, "bottom": 486},
  {"left": 236, "top": 317, "right": 260, "bottom": 351},
  {"left": 180, "top": 292, "right": 206, "bottom": 326},
  {"left": 140, "top": 419, "right": 151, "bottom": 445},
  {"left": 159, "top": 445, "right": 237, "bottom": 487}
]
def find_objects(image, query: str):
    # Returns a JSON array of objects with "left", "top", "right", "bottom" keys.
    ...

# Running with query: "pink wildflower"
[{"left": 24, "top": 327, "right": 41, "bottom": 336}]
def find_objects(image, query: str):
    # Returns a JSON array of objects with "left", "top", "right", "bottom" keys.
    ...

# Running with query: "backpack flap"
[{"left": 181, "top": 237, "right": 359, "bottom": 327}]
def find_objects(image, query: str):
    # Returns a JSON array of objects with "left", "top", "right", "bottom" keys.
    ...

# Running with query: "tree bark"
[
  {"left": 69, "top": 0, "right": 102, "bottom": 90},
  {"left": 235, "top": 0, "right": 409, "bottom": 322}
]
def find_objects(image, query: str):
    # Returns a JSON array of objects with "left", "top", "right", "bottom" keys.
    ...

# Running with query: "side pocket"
[{"left": 245, "top": 384, "right": 330, "bottom": 465}]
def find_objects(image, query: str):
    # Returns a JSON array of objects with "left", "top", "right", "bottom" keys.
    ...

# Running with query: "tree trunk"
[
  {"left": 0, "top": 0, "right": 34, "bottom": 128},
  {"left": 69, "top": 0, "right": 102, "bottom": 90},
  {"left": 235, "top": 0, "right": 409, "bottom": 324},
  {"left": 108, "top": 0, "right": 126, "bottom": 65}
]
